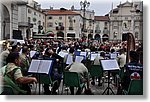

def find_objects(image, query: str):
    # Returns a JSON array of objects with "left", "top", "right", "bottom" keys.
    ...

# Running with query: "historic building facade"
[
  {"left": 44, "top": 9, "right": 82, "bottom": 39},
  {"left": 94, "top": 16, "right": 110, "bottom": 42},
  {"left": 109, "top": 1, "right": 143, "bottom": 41},
  {"left": 0, "top": 1, "right": 22, "bottom": 40},
  {"left": 0, "top": 0, "right": 143, "bottom": 42},
  {"left": 18, "top": 0, "right": 46, "bottom": 39}
]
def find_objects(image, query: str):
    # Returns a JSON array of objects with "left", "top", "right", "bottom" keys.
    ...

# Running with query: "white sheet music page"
[
  {"left": 58, "top": 51, "right": 68, "bottom": 58},
  {"left": 80, "top": 52, "right": 87, "bottom": 57},
  {"left": 75, "top": 56, "right": 84, "bottom": 63},
  {"left": 30, "top": 51, "right": 36, "bottom": 58},
  {"left": 66, "top": 55, "right": 73, "bottom": 64},
  {"left": 38, "top": 60, "right": 53, "bottom": 74},
  {"left": 101, "top": 59, "right": 120, "bottom": 71},
  {"left": 28, "top": 60, "right": 41, "bottom": 73},
  {"left": 110, "top": 53, "right": 117, "bottom": 59},
  {"left": 90, "top": 53, "right": 98, "bottom": 61}
]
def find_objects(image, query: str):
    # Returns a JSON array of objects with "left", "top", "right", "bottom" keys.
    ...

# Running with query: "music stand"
[
  {"left": 100, "top": 59, "right": 120, "bottom": 95},
  {"left": 28, "top": 59, "right": 53, "bottom": 95},
  {"left": 75, "top": 55, "right": 84, "bottom": 63}
]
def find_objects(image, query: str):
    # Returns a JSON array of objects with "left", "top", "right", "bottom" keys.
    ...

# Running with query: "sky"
[{"left": 34, "top": 0, "right": 137, "bottom": 16}]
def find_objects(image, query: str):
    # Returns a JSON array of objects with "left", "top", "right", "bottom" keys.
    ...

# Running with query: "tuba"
[{"left": 126, "top": 32, "right": 135, "bottom": 63}]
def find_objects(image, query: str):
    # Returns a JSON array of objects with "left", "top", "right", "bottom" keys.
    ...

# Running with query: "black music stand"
[
  {"left": 100, "top": 59, "right": 120, "bottom": 95},
  {"left": 28, "top": 59, "right": 53, "bottom": 95}
]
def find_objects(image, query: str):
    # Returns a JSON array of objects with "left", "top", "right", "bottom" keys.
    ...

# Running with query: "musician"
[
  {"left": 65, "top": 59, "right": 89, "bottom": 95},
  {"left": 122, "top": 51, "right": 143, "bottom": 90},
  {"left": 91, "top": 52, "right": 105, "bottom": 86},
  {"left": 42, "top": 48, "right": 63, "bottom": 95},
  {"left": 4, "top": 52, "right": 37, "bottom": 94},
  {"left": 116, "top": 49, "right": 126, "bottom": 68}
]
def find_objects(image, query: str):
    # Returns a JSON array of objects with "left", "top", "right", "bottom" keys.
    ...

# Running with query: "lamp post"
[
  {"left": 3, "top": 21, "right": 6, "bottom": 40},
  {"left": 80, "top": 0, "right": 90, "bottom": 39}
]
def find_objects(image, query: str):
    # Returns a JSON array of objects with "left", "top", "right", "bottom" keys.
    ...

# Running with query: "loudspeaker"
[{"left": 122, "top": 33, "right": 128, "bottom": 41}]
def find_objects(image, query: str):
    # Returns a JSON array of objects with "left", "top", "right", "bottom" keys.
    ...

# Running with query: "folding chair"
[
  {"left": 89, "top": 65, "right": 103, "bottom": 85},
  {"left": 38, "top": 74, "right": 53, "bottom": 94},
  {"left": 122, "top": 79, "right": 143, "bottom": 95},
  {"left": 62, "top": 71, "right": 85, "bottom": 95}
]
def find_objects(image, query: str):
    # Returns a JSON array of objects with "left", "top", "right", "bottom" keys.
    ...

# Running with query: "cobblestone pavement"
[{"left": 31, "top": 78, "right": 118, "bottom": 95}]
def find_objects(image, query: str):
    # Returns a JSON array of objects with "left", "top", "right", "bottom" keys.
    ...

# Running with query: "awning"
[
  {"left": 57, "top": 31, "right": 64, "bottom": 37},
  {"left": 47, "top": 33, "right": 54, "bottom": 37}
]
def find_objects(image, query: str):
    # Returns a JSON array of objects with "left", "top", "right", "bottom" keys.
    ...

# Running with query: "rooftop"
[
  {"left": 44, "top": 9, "right": 80, "bottom": 15},
  {"left": 94, "top": 16, "right": 109, "bottom": 21}
]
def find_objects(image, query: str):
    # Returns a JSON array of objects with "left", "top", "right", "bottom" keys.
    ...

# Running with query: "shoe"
[{"left": 91, "top": 81, "right": 95, "bottom": 85}]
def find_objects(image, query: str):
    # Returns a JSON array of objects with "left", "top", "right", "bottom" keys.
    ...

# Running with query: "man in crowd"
[{"left": 121, "top": 50, "right": 143, "bottom": 91}]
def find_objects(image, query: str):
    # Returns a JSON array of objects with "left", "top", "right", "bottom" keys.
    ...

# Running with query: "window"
[
  {"left": 28, "top": 17, "right": 31, "bottom": 23},
  {"left": 59, "top": 16, "right": 62, "bottom": 20},
  {"left": 114, "top": 17, "right": 117, "bottom": 20},
  {"left": 113, "top": 10, "right": 118, "bottom": 14},
  {"left": 38, "top": 21, "right": 41, "bottom": 25},
  {"left": 43, "top": 22, "right": 45, "bottom": 26},
  {"left": 34, "top": 12, "right": 36, "bottom": 16},
  {"left": 39, "top": 14, "right": 41, "bottom": 17},
  {"left": 47, "top": 22, "right": 53, "bottom": 27},
  {"left": 28, "top": 9, "right": 32, "bottom": 13},
  {"left": 105, "top": 22, "right": 107, "bottom": 26},
  {"left": 135, "top": 32, "right": 138, "bottom": 39},
  {"left": 48, "top": 16, "right": 52, "bottom": 19},
  {"left": 69, "top": 27, "right": 73, "bottom": 30},
  {"left": 125, "top": 17, "right": 128, "bottom": 20},
  {"left": 89, "top": 14, "right": 92, "bottom": 19},
  {"left": 136, "top": 17, "right": 140, "bottom": 20},
  {"left": 59, "top": 22, "right": 63, "bottom": 26},
  {"left": 114, "top": 22, "right": 118, "bottom": 26}
]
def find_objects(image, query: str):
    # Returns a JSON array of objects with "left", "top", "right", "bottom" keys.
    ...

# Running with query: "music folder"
[
  {"left": 100, "top": 59, "right": 120, "bottom": 71},
  {"left": 28, "top": 59, "right": 53, "bottom": 74}
]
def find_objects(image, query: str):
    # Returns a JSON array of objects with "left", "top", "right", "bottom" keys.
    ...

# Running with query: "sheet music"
[
  {"left": 28, "top": 60, "right": 41, "bottom": 73},
  {"left": 110, "top": 53, "right": 117, "bottom": 59},
  {"left": 75, "top": 56, "right": 84, "bottom": 63},
  {"left": 66, "top": 55, "right": 73, "bottom": 64},
  {"left": 80, "top": 52, "right": 87, "bottom": 57},
  {"left": 30, "top": 51, "right": 37, "bottom": 58},
  {"left": 90, "top": 53, "right": 98, "bottom": 61},
  {"left": 38, "top": 60, "right": 53, "bottom": 74},
  {"left": 58, "top": 51, "right": 68, "bottom": 58},
  {"left": 100, "top": 59, "right": 120, "bottom": 71}
]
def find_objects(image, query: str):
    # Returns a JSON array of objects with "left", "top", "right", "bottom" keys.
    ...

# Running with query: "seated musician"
[
  {"left": 3, "top": 52, "right": 37, "bottom": 94},
  {"left": 121, "top": 51, "right": 143, "bottom": 91},
  {"left": 65, "top": 57, "right": 91, "bottom": 95},
  {"left": 42, "top": 48, "right": 63, "bottom": 95}
]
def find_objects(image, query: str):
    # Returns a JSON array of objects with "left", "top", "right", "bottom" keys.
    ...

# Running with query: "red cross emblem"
[{"left": 130, "top": 72, "right": 141, "bottom": 79}]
